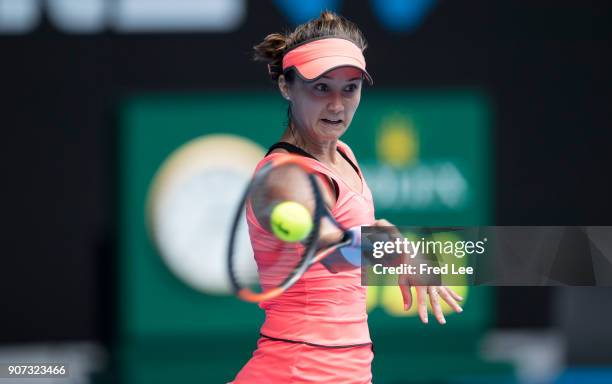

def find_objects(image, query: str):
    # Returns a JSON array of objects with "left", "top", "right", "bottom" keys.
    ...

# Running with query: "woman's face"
[{"left": 282, "top": 66, "right": 363, "bottom": 142}]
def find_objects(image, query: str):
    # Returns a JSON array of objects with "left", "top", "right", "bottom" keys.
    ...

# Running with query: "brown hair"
[{"left": 253, "top": 10, "right": 367, "bottom": 82}]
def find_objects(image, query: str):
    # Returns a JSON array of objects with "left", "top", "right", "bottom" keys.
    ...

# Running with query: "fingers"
[
  {"left": 446, "top": 287, "right": 464, "bottom": 302},
  {"left": 416, "top": 286, "right": 428, "bottom": 324},
  {"left": 415, "top": 286, "right": 464, "bottom": 325},
  {"left": 398, "top": 271, "right": 413, "bottom": 311},
  {"left": 399, "top": 282, "right": 413, "bottom": 311},
  {"left": 428, "top": 287, "right": 446, "bottom": 325},
  {"left": 438, "top": 287, "right": 463, "bottom": 313}
]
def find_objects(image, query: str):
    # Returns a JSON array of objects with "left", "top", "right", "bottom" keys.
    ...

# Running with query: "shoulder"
[
  {"left": 337, "top": 140, "right": 359, "bottom": 164},
  {"left": 268, "top": 147, "right": 289, "bottom": 155},
  {"left": 255, "top": 151, "right": 338, "bottom": 206}
]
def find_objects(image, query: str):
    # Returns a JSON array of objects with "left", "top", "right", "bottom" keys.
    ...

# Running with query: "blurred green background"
[{"left": 109, "top": 91, "right": 511, "bottom": 383}]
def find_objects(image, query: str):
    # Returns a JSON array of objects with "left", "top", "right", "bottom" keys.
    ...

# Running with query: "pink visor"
[{"left": 282, "top": 38, "right": 373, "bottom": 85}]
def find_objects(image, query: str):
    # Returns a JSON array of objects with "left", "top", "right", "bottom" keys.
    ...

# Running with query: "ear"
[{"left": 277, "top": 75, "right": 292, "bottom": 101}]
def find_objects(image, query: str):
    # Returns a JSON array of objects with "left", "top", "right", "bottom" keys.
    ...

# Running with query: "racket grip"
[
  {"left": 320, "top": 226, "right": 363, "bottom": 273},
  {"left": 345, "top": 225, "right": 362, "bottom": 247},
  {"left": 339, "top": 226, "right": 362, "bottom": 267}
]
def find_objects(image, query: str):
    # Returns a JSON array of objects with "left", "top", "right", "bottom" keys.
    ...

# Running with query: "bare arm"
[{"left": 250, "top": 165, "right": 344, "bottom": 244}]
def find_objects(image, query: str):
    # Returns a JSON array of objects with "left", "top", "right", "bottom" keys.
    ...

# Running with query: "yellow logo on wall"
[
  {"left": 364, "top": 113, "right": 469, "bottom": 211},
  {"left": 376, "top": 115, "right": 419, "bottom": 167}
]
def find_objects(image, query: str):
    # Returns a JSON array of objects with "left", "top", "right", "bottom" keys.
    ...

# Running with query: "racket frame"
[{"left": 227, "top": 154, "right": 353, "bottom": 302}]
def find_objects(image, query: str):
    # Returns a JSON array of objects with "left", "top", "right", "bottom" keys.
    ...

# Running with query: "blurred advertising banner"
[
  {"left": 344, "top": 91, "right": 491, "bottom": 226},
  {"left": 117, "top": 90, "right": 492, "bottom": 344},
  {"left": 0, "top": 0, "right": 436, "bottom": 34}
]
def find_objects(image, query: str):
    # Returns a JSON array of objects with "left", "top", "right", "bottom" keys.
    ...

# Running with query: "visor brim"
[{"left": 288, "top": 56, "right": 373, "bottom": 85}]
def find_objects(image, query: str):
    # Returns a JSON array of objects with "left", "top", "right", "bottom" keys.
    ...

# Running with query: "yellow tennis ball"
[{"left": 270, "top": 201, "right": 313, "bottom": 242}]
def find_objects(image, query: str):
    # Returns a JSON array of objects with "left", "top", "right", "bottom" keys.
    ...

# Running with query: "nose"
[{"left": 327, "top": 92, "right": 344, "bottom": 114}]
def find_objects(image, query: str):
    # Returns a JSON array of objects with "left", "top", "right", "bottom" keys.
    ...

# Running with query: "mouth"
[{"left": 320, "top": 118, "right": 343, "bottom": 126}]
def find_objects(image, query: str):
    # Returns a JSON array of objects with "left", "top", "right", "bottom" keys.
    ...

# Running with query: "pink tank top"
[{"left": 246, "top": 141, "right": 376, "bottom": 347}]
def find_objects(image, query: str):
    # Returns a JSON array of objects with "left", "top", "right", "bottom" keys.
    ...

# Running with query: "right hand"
[{"left": 372, "top": 218, "right": 464, "bottom": 324}]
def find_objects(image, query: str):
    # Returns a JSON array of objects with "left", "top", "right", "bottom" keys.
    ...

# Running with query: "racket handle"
[
  {"left": 319, "top": 226, "right": 363, "bottom": 272},
  {"left": 339, "top": 226, "right": 362, "bottom": 266},
  {"left": 346, "top": 225, "right": 362, "bottom": 245}
]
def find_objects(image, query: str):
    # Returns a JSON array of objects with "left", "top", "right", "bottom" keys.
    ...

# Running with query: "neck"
[{"left": 280, "top": 122, "right": 339, "bottom": 164}]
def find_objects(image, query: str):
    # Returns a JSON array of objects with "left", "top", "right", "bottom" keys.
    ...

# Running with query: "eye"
[
  {"left": 314, "top": 83, "right": 329, "bottom": 92},
  {"left": 344, "top": 84, "right": 358, "bottom": 93}
]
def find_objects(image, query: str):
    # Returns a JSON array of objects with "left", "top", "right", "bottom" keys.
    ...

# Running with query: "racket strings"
[{"left": 231, "top": 162, "right": 319, "bottom": 295}]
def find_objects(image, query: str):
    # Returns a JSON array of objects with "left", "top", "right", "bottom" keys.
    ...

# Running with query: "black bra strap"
[
  {"left": 266, "top": 142, "right": 317, "bottom": 159},
  {"left": 266, "top": 142, "right": 361, "bottom": 177},
  {"left": 266, "top": 142, "right": 340, "bottom": 200},
  {"left": 336, "top": 147, "right": 360, "bottom": 176}
]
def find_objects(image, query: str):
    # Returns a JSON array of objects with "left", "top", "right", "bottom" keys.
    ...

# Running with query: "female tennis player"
[{"left": 230, "top": 11, "right": 464, "bottom": 383}]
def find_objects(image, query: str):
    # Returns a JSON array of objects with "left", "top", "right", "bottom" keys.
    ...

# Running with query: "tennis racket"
[{"left": 227, "top": 154, "right": 358, "bottom": 303}]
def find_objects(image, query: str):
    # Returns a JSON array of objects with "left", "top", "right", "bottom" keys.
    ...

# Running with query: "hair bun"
[
  {"left": 254, "top": 11, "right": 366, "bottom": 82},
  {"left": 253, "top": 33, "right": 291, "bottom": 80}
]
